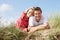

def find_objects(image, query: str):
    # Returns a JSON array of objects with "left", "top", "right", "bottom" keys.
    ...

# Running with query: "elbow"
[{"left": 45, "top": 24, "right": 50, "bottom": 29}]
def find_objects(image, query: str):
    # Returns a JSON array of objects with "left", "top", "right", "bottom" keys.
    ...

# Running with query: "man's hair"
[{"left": 34, "top": 7, "right": 42, "bottom": 13}]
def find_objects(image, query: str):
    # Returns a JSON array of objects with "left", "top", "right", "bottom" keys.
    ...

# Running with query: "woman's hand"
[{"left": 23, "top": 28, "right": 28, "bottom": 32}]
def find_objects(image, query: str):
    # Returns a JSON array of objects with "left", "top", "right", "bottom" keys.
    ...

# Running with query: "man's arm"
[
  {"left": 28, "top": 16, "right": 34, "bottom": 31},
  {"left": 28, "top": 22, "right": 50, "bottom": 34},
  {"left": 28, "top": 16, "right": 50, "bottom": 34},
  {"left": 35, "top": 16, "right": 50, "bottom": 31},
  {"left": 34, "top": 22, "right": 50, "bottom": 31}
]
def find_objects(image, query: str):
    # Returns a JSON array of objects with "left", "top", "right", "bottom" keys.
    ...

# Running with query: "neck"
[
  {"left": 36, "top": 17, "right": 41, "bottom": 22},
  {"left": 36, "top": 19, "right": 40, "bottom": 22}
]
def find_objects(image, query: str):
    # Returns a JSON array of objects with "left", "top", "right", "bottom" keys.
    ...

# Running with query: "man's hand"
[
  {"left": 28, "top": 27, "right": 32, "bottom": 31},
  {"left": 28, "top": 27, "right": 37, "bottom": 34}
]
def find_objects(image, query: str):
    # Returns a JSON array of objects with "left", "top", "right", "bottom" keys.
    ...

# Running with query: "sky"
[{"left": 0, "top": 0, "right": 60, "bottom": 24}]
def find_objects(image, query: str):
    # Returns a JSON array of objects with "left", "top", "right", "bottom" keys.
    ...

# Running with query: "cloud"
[
  {"left": 0, "top": 4, "right": 13, "bottom": 13},
  {"left": 1, "top": 17, "right": 15, "bottom": 26}
]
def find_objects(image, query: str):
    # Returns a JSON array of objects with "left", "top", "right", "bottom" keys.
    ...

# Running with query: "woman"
[{"left": 16, "top": 7, "right": 35, "bottom": 32}]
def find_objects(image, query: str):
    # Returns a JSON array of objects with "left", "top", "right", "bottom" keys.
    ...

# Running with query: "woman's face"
[{"left": 27, "top": 9, "right": 34, "bottom": 17}]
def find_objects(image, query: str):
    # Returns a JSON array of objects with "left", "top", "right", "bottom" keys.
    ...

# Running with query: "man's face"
[
  {"left": 27, "top": 9, "right": 34, "bottom": 17},
  {"left": 34, "top": 10, "right": 42, "bottom": 22}
]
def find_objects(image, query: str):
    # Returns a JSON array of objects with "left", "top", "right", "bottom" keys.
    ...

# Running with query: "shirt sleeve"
[
  {"left": 16, "top": 17, "right": 24, "bottom": 28},
  {"left": 43, "top": 17, "right": 48, "bottom": 23},
  {"left": 29, "top": 16, "right": 34, "bottom": 26},
  {"left": 16, "top": 13, "right": 25, "bottom": 29}
]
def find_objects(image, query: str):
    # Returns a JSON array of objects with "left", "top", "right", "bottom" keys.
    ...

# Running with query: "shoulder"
[
  {"left": 18, "top": 12, "right": 26, "bottom": 19},
  {"left": 29, "top": 16, "right": 35, "bottom": 26},
  {"left": 20, "top": 12, "right": 26, "bottom": 18},
  {"left": 41, "top": 15, "right": 44, "bottom": 19},
  {"left": 29, "top": 16, "right": 35, "bottom": 20},
  {"left": 17, "top": 12, "right": 26, "bottom": 21},
  {"left": 41, "top": 15, "right": 48, "bottom": 22},
  {"left": 41, "top": 15, "right": 47, "bottom": 20}
]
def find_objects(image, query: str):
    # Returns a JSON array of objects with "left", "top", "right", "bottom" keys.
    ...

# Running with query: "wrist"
[{"left": 28, "top": 27, "right": 31, "bottom": 30}]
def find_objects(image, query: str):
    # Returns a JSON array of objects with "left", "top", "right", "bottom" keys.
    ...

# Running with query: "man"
[{"left": 28, "top": 7, "right": 50, "bottom": 34}]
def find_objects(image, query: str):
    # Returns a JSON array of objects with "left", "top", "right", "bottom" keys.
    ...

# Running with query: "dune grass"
[{"left": 0, "top": 14, "right": 60, "bottom": 40}]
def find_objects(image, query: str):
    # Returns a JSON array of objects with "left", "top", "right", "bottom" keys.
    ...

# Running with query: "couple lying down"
[{"left": 16, "top": 6, "right": 50, "bottom": 34}]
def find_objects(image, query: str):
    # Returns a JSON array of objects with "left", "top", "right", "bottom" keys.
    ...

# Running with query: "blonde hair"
[{"left": 25, "top": 7, "right": 35, "bottom": 13}]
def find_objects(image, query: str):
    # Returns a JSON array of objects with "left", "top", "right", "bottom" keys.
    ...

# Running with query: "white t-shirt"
[{"left": 29, "top": 16, "right": 48, "bottom": 26}]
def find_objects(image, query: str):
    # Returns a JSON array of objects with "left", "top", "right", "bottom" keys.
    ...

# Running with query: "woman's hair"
[{"left": 25, "top": 7, "right": 35, "bottom": 13}]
